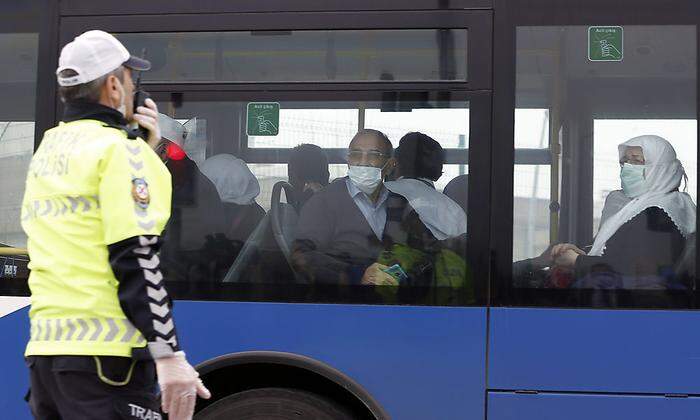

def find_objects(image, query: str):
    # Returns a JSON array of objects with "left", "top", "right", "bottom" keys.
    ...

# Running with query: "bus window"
[
  {"left": 118, "top": 29, "right": 468, "bottom": 83},
  {"left": 154, "top": 95, "right": 473, "bottom": 305},
  {"left": 0, "top": 3, "right": 40, "bottom": 293},
  {"left": 512, "top": 25, "right": 697, "bottom": 308},
  {"left": 0, "top": 33, "right": 39, "bottom": 249}
]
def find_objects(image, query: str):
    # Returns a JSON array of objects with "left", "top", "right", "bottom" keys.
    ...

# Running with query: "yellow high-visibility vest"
[{"left": 22, "top": 119, "right": 171, "bottom": 357}]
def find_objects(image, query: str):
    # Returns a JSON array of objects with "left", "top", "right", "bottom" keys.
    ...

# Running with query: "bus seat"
[
  {"left": 222, "top": 181, "right": 298, "bottom": 283},
  {"left": 221, "top": 213, "right": 270, "bottom": 283},
  {"left": 674, "top": 232, "right": 696, "bottom": 290},
  {"left": 271, "top": 181, "right": 298, "bottom": 264},
  {"left": 443, "top": 174, "right": 468, "bottom": 213}
]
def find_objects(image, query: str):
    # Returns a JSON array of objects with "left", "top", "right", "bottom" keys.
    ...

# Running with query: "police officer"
[{"left": 22, "top": 30, "right": 210, "bottom": 419}]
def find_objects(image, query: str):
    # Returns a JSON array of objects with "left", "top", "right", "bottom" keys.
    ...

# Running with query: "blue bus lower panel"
[
  {"left": 0, "top": 303, "right": 487, "bottom": 420},
  {"left": 176, "top": 302, "right": 487, "bottom": 420},
  {"left": 488, "top": 307, "right": 700, "bottom": 394},
  {"left": 488, "top": 392, "right": 700, "bottom": 420},
  {"left": 0, "top": 307, "right": 30, "bottom": 420}
]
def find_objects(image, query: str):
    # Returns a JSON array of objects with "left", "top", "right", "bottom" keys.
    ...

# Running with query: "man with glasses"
[{"left": 291, "top": 129, "right": 402, "bottom": 286}]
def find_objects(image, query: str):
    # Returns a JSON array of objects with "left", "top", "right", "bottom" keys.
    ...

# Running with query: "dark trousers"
[{"left": 26, "top": 355, "right": 161, "bottom": 420}]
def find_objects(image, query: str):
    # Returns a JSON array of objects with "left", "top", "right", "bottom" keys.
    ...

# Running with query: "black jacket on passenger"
[
  {"left": 575, "top": 206, "right": 685, "bottom": 282},
  {"left": 160, "top": 156, "right": 232, "bottom": 282}
]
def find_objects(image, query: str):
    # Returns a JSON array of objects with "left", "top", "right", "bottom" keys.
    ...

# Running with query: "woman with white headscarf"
[
  {"left": 200, "top": 154, "right": 265, "bottom": 243},
  {"left": 554, "top": 135, "right": 696, "bottom": 287}
]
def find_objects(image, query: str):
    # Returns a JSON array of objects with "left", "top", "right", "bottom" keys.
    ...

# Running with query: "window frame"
[
  {"left": 491, "top": 0, "right": 700, "bottom": 309},
  {"left": 0, "top": 0, "right": 53, "bottom": 297},
  {"left": 58, "top": 0, "right": 493, "bottom": 16},
  {"left": 59, "top": 10, "right": 492, "bottom": 90},
  {"left": 53, "top": 10, "right": 494, "bottom": 306}
]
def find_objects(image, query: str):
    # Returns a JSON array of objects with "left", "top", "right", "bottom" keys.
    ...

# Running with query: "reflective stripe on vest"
[{"left": 29, "top": 318, "right": 146, "bottom": 346}]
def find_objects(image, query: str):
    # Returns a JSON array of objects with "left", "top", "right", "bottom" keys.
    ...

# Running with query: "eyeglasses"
[
  {"left": 346, "top": 150, "right": 390, "bottom": 165},
  {"left": 620, "top": 157, "right": 645, "bottom": 166}
]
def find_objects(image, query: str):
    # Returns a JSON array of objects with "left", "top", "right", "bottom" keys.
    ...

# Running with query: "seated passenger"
[
  {"left": 156, "top": 115, "right": 230, "bottom": 282},
  {"left": 443, "top": 174, "right": 468, "bottom": 214},
  {"left": 288, "top": 144, "right": 330, "bottom": 210},
  {"left": 553, "top": 135, "right": 696, "bottom": 288},
  {"left": 291, "top": 129, "right": 402, "bottom": 285},
  {"left": 200, "top": 154, "right": 265, "bottom": 244},
  {"left": 380, "top": 133, "right": 471, "bottom": 303},
  {"left": 384, "top": 132, "right": 467, "bottom": 240}
]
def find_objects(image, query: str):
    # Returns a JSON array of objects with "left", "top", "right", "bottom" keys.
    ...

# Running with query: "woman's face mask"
[
  {"left": 348, "top": 162, "right": 387, "bottom": 195},
  {"left": 620, "top": 163, "right": 647, "bottom": 198}
]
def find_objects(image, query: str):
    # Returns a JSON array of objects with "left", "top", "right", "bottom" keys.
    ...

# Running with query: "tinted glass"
[
  {"left": 0, "top": 2, "right": 40, "bottom": 291},
  {"left": 117, "top": 30, "right": 468, "bottom": 82},
  {"left": 154, "top": 94, "right": 473, "bottom": 305},
  {"left": 512, "top": 26, "right": 697, "bottom": 308}
]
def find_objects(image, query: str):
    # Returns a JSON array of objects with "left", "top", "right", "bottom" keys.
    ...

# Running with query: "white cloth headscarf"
[
  {"left": 384, "top": 178, "right": 467, "bottom": 240},
  {"left": 599, "top": 190, "right": 631, "bottom": 228},
  {"left": 589, "top": 135, "right": 696, "bottom": 256},
  {"left": 199, "top": 154, "right": 260, "bottom": 205}
]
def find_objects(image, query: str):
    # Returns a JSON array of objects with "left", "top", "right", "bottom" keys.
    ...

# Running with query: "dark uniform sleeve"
[{"left": 109, "top": 235, "right": 180, "bottom": 359}]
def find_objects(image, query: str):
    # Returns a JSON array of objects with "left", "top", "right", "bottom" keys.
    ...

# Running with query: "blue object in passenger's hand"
[{"left": 382, "top": 264, "right": 408, "bottom": 284}]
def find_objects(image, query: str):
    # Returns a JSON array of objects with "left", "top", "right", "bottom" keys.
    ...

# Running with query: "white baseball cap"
[{"left": 56, "top": 30, "right": 151, "bottom": 87}]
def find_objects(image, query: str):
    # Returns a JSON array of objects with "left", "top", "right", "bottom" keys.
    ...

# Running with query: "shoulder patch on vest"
[{"left": 131, "top": 178, "right": 151, "bottom": 209}]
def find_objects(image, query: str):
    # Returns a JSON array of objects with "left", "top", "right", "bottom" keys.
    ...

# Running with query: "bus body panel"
[
  {"left": 1, "top": 302, "right": 487, "bottom": 419},
  {"left": 175, "top": 301, "right": 487, "bottom": 420},
  {"left": 488, "top": 391, "right": 700, "bottom": 420},
  {"left": 0, "top": 306, "right": 30, "bottom": 420},
  {"left": 488, "top": 307, "right": 700, "bottom": 394}
]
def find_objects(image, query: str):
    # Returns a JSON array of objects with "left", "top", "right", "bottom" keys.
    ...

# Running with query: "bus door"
[{"left": 490, "top": 0, "right": 700, "bottom": 419}]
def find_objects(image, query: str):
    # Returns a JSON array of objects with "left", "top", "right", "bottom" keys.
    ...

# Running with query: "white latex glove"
[
  {"left": 133, "top": 98, "right": 162, "bottom": 149},
  {"left": 155, "top": 351, "right": 211, "bottom": 420}
]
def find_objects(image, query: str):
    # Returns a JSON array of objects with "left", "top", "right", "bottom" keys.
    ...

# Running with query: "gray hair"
[{"left": 57, "top": 67, "right": 124, "bottom": 103}]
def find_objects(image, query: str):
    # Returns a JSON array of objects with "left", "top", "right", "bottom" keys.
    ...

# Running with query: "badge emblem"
[{"left": 131, "top": 178, "right": 150, "bottom": 209}]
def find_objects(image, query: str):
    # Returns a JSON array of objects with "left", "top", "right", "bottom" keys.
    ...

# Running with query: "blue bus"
[{"left": 2, "top": 0, "right": 700, "bottom": 418}]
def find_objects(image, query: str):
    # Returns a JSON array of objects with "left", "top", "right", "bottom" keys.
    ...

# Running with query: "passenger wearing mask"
[
  {"left": 553, "top": 135, "right": 696, "bottom": 288},
  {"left": 156, "top": 114, "right": 229, "bottom": 282},
  {"left": 200, "top": 154, "right": 265, "bottom": 244},
  {"left": 292, "top": 129, "right": 403, "bottom": 286},
  {"left": 384, "top": 132, "right": 467, "bottom": 240},
  {"left": 288, "top": 143, "right": 330, "bottom": 210}
]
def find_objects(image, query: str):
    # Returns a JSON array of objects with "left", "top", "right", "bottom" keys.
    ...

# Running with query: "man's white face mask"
[{"left": 348, "top": 163, "right": 386, "bottom": 195}]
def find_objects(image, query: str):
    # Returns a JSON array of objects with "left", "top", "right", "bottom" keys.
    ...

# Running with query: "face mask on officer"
[
  {"left": 107, "top": 69, "right": 133, "bottom": 119},
  {"left": 115, "top": 83, "right": 127, "bottom": 117}
]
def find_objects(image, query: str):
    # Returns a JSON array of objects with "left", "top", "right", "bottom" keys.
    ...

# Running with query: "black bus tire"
[{"left": 194, "top": 387, "right": 356, "bottom": 420}]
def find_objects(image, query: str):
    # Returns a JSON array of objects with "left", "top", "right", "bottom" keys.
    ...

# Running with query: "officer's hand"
[
  {"left": 133, "top": 98, "right": 162, "bottom": 149},
  {"left": 155, "top": 351, "right": 211, "bottom": 420}
]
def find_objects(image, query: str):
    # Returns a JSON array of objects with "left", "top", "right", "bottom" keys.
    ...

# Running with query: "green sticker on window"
[
  {"left": 588, "top": 26, "right": 623, "bottom": 62},
  {"left": 246, "top": 102, "right": 280, "bottom": 136}
]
